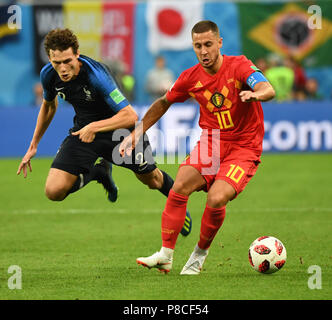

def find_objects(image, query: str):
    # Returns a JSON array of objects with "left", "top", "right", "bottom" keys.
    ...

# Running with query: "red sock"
[
  {"left": 161, "top": 189, "right": 188, "bottom": 249},
  {"left": 198, "top": 205, "right": 226, "bottom": 250}
]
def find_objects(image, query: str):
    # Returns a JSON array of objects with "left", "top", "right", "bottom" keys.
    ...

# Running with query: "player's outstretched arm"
[
  {"left": 71, "top": 105, "right": 138, "bottom": 143},
  {"left": 17, "top": 98, "right": 58, "bottom": 178},
  {"left": 239, "top": 82, "right": 275, "bottom": 103},
  {"left": 119, "top": 95, "right": 172, "bottom": 157}
]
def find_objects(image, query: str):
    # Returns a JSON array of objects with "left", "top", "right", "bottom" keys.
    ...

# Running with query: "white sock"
[
  {"left": 194, "top": 244, "right": 208, "bottom": 256},
  {"left": 161, "top": 247, "right": 174, "bottom": 259}
]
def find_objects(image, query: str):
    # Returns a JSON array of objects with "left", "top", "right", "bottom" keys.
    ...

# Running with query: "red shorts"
[{"left": 180, "top": 131, "right": 261, "bottom": 197}]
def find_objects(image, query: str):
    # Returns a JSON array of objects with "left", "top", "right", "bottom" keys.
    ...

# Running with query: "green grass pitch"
[{"left": 0, "top": 154, "right": 331, "bottom": 300}]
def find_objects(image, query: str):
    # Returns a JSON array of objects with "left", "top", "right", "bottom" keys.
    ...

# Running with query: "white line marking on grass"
[
  {"left": 2, "top": 207, "right": 331, "bottom": 216},
  {"left": 7, "top": 208, "right": 162, "bottom": 215}
]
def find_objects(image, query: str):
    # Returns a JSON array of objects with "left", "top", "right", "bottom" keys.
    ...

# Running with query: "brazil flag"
[{"left": 238, "top": 1, "right": 332, "bottom": 67}]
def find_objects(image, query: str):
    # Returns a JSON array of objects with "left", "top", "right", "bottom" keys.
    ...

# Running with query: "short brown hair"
[
  {"left": 44, "top": 28, "right": 79, "bottom": 57},
  {"left": 191, "top": 20, "right": 219, "bottom": 38}
]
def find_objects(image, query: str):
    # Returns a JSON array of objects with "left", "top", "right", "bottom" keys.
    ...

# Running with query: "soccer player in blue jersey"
[{"left": 17, "top": 28, "right": 192, "bottom": 236}]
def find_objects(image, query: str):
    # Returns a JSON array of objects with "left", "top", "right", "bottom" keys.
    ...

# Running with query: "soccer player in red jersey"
[{"left": 119, "top": 20, "right": 275, "bottom": 274}]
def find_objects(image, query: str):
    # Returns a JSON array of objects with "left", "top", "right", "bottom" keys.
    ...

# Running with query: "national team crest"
[{"left": 211, "top": 92, "right": 225, "bottom": 108}]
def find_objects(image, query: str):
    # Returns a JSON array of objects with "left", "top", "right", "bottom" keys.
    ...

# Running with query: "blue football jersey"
[{"left": 40, "top": 55, "right": 130, "bottom": 131}]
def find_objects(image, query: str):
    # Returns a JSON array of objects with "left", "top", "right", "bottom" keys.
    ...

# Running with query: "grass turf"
[{"left": 0, "top": 154, "right": 331, "bottom": 300}]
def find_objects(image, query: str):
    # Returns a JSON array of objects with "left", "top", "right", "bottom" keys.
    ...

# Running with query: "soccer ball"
[{"left": 248, "top": 236, "right": 287, "bottom": 274}]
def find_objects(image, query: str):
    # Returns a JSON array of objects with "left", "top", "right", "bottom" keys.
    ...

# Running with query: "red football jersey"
[{"left": 166, "top": 55, "right": 265, "bottom": 150}]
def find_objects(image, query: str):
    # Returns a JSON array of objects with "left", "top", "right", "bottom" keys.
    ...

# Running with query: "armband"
[{"left": 246, "top": 71, "right": 268, "bottom": 90}]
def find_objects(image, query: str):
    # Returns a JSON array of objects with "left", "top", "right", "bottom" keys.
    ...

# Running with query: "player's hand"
[
  {"left": 239, "top": 90, "right": 258, "bottom": 102},
  {"left": 119, "top": 132, "right": 139, "bottom": 157},
  {"left": 17, "top": 145, "right": 37, "bottom": 178},
  {"left": 71, "top": 124, "right": 96, "bottom": 143}
]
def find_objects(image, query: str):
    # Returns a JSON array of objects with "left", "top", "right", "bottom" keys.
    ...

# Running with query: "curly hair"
[{"left": 44, "top": 28, "right": 79, "bottom": 57}]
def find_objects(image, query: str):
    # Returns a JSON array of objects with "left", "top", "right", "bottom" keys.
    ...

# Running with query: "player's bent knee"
[
  {"left": 207, "top": 193, "right": 229, "bottom": 208},
  {"left": 172, "top": 180, "right": 193, "bottom": 196},
  {"left": 44, "top": 186, "right": 67, "bottom": 201}
]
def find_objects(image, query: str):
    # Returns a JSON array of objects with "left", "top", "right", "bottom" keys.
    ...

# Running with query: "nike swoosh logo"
[{"left": 55, "top": 87, "right": 65, "bottom": 91}]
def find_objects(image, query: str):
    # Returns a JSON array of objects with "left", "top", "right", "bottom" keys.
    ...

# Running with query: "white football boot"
[
  {"left": 180, "top": 245, "right": 209, "bottom": 275},
  {"left": 136, "top": 247, "right": 173, "bottom": 274}
]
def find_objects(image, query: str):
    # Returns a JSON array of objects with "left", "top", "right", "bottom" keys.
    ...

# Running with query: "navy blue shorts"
[{"left": 51, "top": 130, "right": 157, "bottom": 176}]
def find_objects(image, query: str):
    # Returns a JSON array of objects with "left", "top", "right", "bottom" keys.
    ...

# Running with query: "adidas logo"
[{"left": 195, "top": 81, "right": 203, "bottom": 88}]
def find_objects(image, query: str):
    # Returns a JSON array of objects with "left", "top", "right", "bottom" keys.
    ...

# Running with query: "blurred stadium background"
[{"left": 0, "top": 0, "right": 332, "bottom": 157}]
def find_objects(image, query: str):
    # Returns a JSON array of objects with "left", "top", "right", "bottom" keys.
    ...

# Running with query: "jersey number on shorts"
[{"left": 226, "top": 164, "right": 245, "bottom": 183}]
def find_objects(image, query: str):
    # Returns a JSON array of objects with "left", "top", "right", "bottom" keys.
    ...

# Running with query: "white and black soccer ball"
[{"left": 248, "top": 236, "right": 287, "bottom": 274}]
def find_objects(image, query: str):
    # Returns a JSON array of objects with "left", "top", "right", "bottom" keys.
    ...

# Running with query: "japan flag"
[{"left": 146, "top": 0, "right": 203, "bottom": 54}]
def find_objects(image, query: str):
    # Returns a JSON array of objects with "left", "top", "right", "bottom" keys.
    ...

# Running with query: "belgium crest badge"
[{"left": 211, "top": 92, "right": 225, "bottom": 108}]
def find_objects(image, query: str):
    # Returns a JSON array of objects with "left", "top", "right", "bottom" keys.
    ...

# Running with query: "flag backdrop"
[
  {"left": 146, "top": 0, "right": 203, "bottom": 54},
  {"left": 33, "top": 1, "right": 135, "bottom": 74},
  {"left": 102, "top": 2, "right": 135, "bottom": 73},
  {"left": 238, "top": 1, "right": 332, "bottom": 67},
  {"left": 6, "top": 0, "right": 329, "bottom": 107},
  {"left": 33, "top": 4, "right": 63, "bottom": 73},
  {"left": 63, "top": 1, "right": 103, "bottom": 60}
]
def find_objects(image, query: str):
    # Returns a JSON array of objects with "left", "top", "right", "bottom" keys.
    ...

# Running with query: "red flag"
[{"left": 102, "top": 2, "right": 135, "bottom": 73}]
